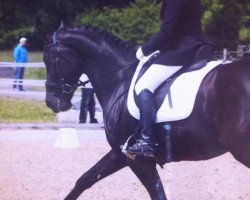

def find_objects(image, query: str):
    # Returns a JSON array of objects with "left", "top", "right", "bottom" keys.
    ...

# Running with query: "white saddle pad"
[{"left": 127, "top": 59, "right": 222, "bottom": 123}]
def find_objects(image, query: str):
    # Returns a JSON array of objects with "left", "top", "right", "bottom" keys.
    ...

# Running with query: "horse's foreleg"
[
  {"left": 129, "top": 158, "right": 167, "bottom": 200},
  {"left": 64, "top": 150, "right": 127, "bottom": 200}
]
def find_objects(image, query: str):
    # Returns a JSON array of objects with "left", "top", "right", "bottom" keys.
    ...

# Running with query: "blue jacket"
[{"left": 14, "top": 44, "right": 28, "bottom": 63}]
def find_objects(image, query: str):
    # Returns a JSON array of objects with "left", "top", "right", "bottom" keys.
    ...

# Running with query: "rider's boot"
[{"left": 127, "top": 89, "right": 158, "bottom": 157}]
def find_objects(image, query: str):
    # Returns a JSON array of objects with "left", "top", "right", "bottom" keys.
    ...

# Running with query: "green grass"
[
  {"left": 0, "top": 51, "right": 55, "bottom": 122},
  {"left": 0, "top": 97, "right": 56, "bottom": 122},
  {"left": 0, "top": 50, "right": 43, "bottom": 62}
]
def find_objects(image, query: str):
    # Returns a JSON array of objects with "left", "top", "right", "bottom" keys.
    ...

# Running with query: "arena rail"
[
  {"left": 0, "top": 62, "right": 45, "bottom": 68},
  {"left": 0, "top": 78, "right": 45, "bottom": 87},
  {"left": 222, "top": 45, "right": 250, "bottom": 62},
  {"left": 0, "top": 61, "right": 83, "bottom": 100},
  {"left": 0, "top": 61, "right": 46, "bottom": 88}
]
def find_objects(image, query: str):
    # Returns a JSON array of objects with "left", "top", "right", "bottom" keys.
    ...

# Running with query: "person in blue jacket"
[
  {"left": 13, "top": 37, "right": 28, "bottom": 91},
  {"left": 126, "top": 0, "right": 210, "bottom": 157}
]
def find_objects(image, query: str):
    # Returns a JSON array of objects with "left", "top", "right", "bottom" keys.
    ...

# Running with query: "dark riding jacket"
[{"left": 142, "top": 0, "right": 207, "bottom": 56}]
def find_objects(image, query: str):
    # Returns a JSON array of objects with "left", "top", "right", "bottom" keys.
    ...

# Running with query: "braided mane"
[{"left": 58, "top": 25, "right": 134, "bottom": 52}]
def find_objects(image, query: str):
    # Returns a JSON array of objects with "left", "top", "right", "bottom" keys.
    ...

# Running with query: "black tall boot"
[{"left": 127, "top": 89, "right": 157, "bottom": 157}]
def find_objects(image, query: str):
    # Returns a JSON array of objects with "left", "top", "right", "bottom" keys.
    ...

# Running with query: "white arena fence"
[
  {"left": 1, "top": 45, "right": 249, "bottom": 87},
  {"left": 222, "top": 45, "right": 250, "bottom": 62},
  {"left": 0, "top": 61, "right": 81, "bottom": 99},
  {"left": 0, "top": 62, "right": 45, "bottom": 68},
  {"left": 0, "top": 78, "right": 45, "bottom": 87},
  {"left": 0, "top": 62, "right": 45, "bottom": 88}
]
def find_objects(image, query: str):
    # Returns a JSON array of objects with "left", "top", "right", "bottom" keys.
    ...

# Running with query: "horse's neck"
[
  {"left": 75, "top": 33, "right": 136, "bottom": 112},
  {"left": 58, "top": 28, "right": 136, "bottom": 112},
  {"left": 89, "top": 60, "right": 135, "bottom": 114}
]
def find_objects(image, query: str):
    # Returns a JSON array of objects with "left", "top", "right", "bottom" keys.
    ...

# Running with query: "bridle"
[
  {"left": 45, "top": 79, "right": 89, "bottom": 95},
  {"left": 45, "top": 78, "right": 90, "bottom": 112},
  {"left": 45, "top": 40, "right": 91, "bottom": 96},
  {"left": 45, "top": 39, "right": 136, "bottom": 98},
  {"left": 45, "top": 62, "right": 133, "bottom": 96}
]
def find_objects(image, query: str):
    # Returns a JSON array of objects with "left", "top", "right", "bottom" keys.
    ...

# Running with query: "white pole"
[
  {"left": 54, "top": 128, "right": 80, "bottom": 149},
  {"left": 223, "top": 48, "right": 227, "bottom": 63}
]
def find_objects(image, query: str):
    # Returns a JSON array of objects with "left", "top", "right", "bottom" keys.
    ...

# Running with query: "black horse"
[{"left": 43, "top": 25, "right": 250, "bottom": 200}]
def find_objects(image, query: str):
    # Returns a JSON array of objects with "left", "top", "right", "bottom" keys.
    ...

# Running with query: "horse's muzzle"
[{"left": 45, "top": 93, "right": 72, "bottom": 113}]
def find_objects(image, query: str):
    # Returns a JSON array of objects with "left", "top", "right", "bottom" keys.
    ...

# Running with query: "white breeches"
[{"left": 135, "top": 64, "right": 183, "bottom": 95}]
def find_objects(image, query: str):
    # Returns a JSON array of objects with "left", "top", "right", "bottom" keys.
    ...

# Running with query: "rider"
[{"left": 127, "top": 0, "right": 210, "bottom": 157}]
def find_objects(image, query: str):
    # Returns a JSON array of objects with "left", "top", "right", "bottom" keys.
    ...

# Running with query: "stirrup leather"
[{"left": 121, "top": 134, "right": 137, "bottom": 160}]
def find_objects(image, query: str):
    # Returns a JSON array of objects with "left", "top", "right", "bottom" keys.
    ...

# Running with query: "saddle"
[
  {"left": 138, "top": 44, "right": 214, "bottom": 87},
  {"left": 135, "top": 44, "right": 214, "bottom": 109},
  {"left": 127, "top": 44, "right": 220, "bottom": 122},
  {"left": 172, "top": 44, "right": 214, "bottom": 75}
]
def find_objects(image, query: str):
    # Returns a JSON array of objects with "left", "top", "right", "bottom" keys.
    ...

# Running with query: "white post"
[
  {"left": 223, "top": 48, "right": 227, "bottom": 63},
  {"left": 54, "top": 128, "right": 80, "bottom": 148}
]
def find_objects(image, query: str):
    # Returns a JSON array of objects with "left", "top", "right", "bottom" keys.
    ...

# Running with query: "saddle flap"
[{"left": 127, "top": 60, "right": 222, "bottom": 123}]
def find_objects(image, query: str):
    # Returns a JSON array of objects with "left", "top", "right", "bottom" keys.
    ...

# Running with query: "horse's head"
[
  {"left": 44, "top": 25, "right": 136, "bottom": 112},
  {"left": 43, "top": 43, "right": 83, "bottom": 113}
]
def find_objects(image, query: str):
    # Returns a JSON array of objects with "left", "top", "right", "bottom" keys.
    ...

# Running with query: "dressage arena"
[{"left": 0, "top": 128, "right": 250, "bottom": 200}]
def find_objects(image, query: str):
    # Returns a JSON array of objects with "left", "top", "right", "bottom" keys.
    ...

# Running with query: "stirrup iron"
[{"left": 121, "top": 134, "right": 136, "bottom": 160}]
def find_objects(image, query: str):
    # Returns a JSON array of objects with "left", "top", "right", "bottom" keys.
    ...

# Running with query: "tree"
[
  {"left": 0, "top": 0, "right": 249, "bottom": 50},
  {"left": 0, "top": 0, "right": 133, "bottom": 49},
  {"left": 0, "top": 0, "right": 85, "bottom": 49},
  {"left": 202, "top": 0, "right": 250, "bottom": 49},
  {"left": 76, "top": 0, "right": 160, "bottom": 47}
]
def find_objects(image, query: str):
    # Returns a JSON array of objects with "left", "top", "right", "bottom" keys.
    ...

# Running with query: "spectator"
[
  {"left": 79, "top": 74, "right": 98, "bottom": 124},
  {"left": 13, "top": 37, "right": 28, "bottom": 91}
]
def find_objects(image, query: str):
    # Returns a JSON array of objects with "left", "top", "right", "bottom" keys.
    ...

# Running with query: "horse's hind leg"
[
  {"left": 221, "top": 129, "right": 250, "bottom": 168},
  {"left": 129, "top": 157, "right": 167, "bottom": 200},
  {"left": 217, "top": 100, "right": 250, "bottom": 168},
  {"left": 225, "top": 127, "right": 250, "bottom": 168},
  {"left": 64, "top": 150, "right": 127, "bottom": 200}
]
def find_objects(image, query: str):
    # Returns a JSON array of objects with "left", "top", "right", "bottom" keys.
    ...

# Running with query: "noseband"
[
  {"left": 45, "top": 80, "right": 89, "bottom": 95},
  {"left": 45, "top": 37, "right": 135, "bottom": 98}
]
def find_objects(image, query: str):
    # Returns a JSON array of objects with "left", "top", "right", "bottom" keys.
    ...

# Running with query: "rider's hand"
[{"left": 136, "top": 47, "right": 144, "bottom": 61}]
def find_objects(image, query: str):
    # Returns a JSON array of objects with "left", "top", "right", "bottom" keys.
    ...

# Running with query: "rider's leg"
[
  {"left": 128, "top": 88, "right": 157, "bottom": 157},
  {"left": 127, "top": 64, "right": 182, "bottom": 157}
]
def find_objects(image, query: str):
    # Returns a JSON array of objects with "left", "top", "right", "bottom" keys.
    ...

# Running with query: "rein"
[
  {"left": 45, "top": 80, "right": 90, "bottom": 94},
  {"left": 46, "top": 31, "right": 137, "bottom": 97},
  {"left": 45, "top": 59, "right": 136, "bottom": 95}
]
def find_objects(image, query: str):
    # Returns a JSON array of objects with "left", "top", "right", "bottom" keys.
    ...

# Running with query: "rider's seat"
[
  {"left": 185, "top": 44, "right": 214, "bottom": 72},
  {"left": 135, "top": 44, "right": 215, "bottom": 93}
]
